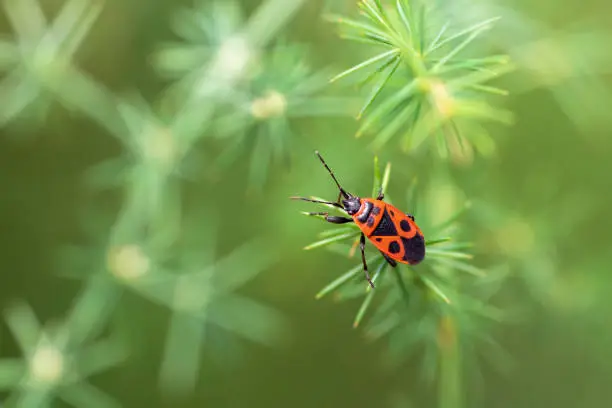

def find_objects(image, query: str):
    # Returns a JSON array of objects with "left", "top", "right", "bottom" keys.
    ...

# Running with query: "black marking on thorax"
[
  {"left": 356, "top": 201, "right": 373, "bottom": 223},
  {"left": 371, "top": 208, "right": 397, "bottom": 236}
]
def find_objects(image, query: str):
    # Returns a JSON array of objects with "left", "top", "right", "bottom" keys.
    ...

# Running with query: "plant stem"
[
  {"left": 392, "top": 267, "right": 410, "bottom": 305},
  {"left": 438, "top": 315, "right": 462, "bottom": 408}
]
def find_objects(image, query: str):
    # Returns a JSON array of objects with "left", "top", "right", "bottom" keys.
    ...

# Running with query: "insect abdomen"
[{"left": 364, "top": 202, "right": 426, "bottom": 265}]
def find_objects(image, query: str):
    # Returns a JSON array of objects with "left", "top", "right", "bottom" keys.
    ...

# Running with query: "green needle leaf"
[
  {"left": 380, "top": 161, "right": 392, "bottom": 194},
  {"left": 422, "top": 277, "right": 451, "bottom": 304},
  {"left": 159, "top": 313, "right": 204, "bottom": 396},
  {"left": 60, "top": 382, "right": 122, "bottom": 408},
  {"left": 396, "top": 0, "right": 412, "bottom": 37},
  {"left": 0, "top": 359, "right": 26, "bottom": 390},
  {"left": 365, "top": 312, "right": 401, "bottom": 340},
  {"left": 370, "top": 100, "right": 418, "bottom": 149},
  {"left": 432, "top": 24, "right": 495, "bottom": 72},
  {"left": 248, "top": 128, "right": 272, "bottom": 190},
  {"left": 356, "top": 49, "right": 400, "bottom": 88},
  {"left": 330, "top": 48, "right": 399, "bottom": 83},
  {"left": 353, "top": 261, "right": 386, "bottom": 327},
  {"left": 211, "top": 241, "right": 277, "bottom": 292},
  {"left": 433, "top": 257, "right": 486, "bottom": 277},
  {"left": 3, "top": 0, "right": 46, "bottom": 41},
  {"left": 357, "top": 79, "right": 418, "bottom": 137},
  {"left": 426, "top": 248, "right": 474, "bottom": 260},
  {"left": 359, "top": 0, "right": 391, "bottom": 31},
  {"left": 304, "top": 231, "right": 360, "bottom": 250},
  {"left": 208, "top": 295, "right": 286, "bottom": 347},
  {"left": 464, "top": 83, "right": 509, "bottom": 96},
  {"left": 433, "top": 201, "right": 472, "bottom": 234},
  {"left": 392, "top": 267, "right": 411, "bottom": 304},
  {"left": 52, "top": 0, "right": 104, "bottom": 58},
  {"left": 316, "top": 256, "right": 378, "bottom": 299},
  {"left": 372, "top": 155, "right": 381, "bottom": 197},
  {"left": 426, "top": 21, "right": 450, "bottom": 54},
  {"left": 4, "top": 302, "right": 41, "bottom": 354},
  {"left": 416, "top": 4, "right": 426, "bottom": 52},
  {"left": 427, "top": 17, "right": 500, "bottom": 55},
  {"left": 318, "top": 225, "right": 360, "bottom": 238},
  {"left": 358, "top": 56, "right": 400, "bottom": 119},
  {"left": 0, "top": 40, "right": 18, "bottom": 68},
  {"left": 331, "top": 2, "right": 511, "bottom": 155},
  {"left": 403, "top": 107, "right": 440, "bottom": 152},
  {"left": 448, "top": 63, "right": 515, "bottom": 88},
  {"left": 435, "top": 55, "right": 510, "bottom": 77},
  {"left": 333, "top": 17, "right": 392, "bottom": 45},
  {"left": 77, "top": 339, "right": 129, "bottom": 378},
  {"left": 454, "top": 100, "right": 514, "bottom": 124},
  {"left": 425, "top": 237, "right": 452, "bottom": 246},
  {"left": 337, "top": 32, "right": 389, "bottom": 46}
]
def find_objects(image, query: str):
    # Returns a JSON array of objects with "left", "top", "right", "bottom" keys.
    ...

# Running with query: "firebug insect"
[{"left": 291, "top": 151, "right": 425, "bottom": 289}]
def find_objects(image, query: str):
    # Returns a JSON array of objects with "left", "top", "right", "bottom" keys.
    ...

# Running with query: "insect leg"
[
  {"left": 305, "top": 212, "right": 353, "bottom": 224},
  {"left": 290, "top": 196, "right": 344, "bottom": 210},
  {"left": 406, "top": 213, "right": 414, "bottom": 221},
  {"left": 360, "top": 233, "right": 375, "bottom": 289},
  {"left": 380, "top": 251, "right": 397, "bottom": 267}
]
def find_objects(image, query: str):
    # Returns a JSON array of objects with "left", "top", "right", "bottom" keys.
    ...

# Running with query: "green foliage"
[
  {"left": 0, "top": 0, "right": 611, "bottom": 408},
  {"left": 1, "top": 0, "right": 301, "bottom": 404},
  {"left": 212, "top": 41, "right": 355, "bottom": 189},
  {"left": 0, "top": 0, "right": 116, "bottom": 131},
  {"left": 434, "top": 0, "right": 612, "bottom": 134},
  {"left": 57, "top": 180, "right": 285, "bottom": 398},
  {"left": 0, "top": 300, "right": 127, "bottom": 408},
  {"left": 151, "top": 0, "right": 353, "bottom": 190},
  {"left": 328, "top": 0, "right": 513, "bottom": 157},
  {"left": 296, "top": 156, "right": 509, "bottom": 388}
]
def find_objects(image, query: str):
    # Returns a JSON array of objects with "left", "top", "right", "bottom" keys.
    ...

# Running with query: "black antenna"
[{"left": 315, "top": 151, "right": 350, "bottom": 199}]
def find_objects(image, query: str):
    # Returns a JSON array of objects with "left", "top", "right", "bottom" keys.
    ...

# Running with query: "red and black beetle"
[{"left": 291, "top": 151, "right": 425, "bottom": 288}]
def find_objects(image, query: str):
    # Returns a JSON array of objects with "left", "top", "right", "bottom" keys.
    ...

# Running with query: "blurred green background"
[{"left": 1, "top": 0, "right": 612, "bottom": 407}]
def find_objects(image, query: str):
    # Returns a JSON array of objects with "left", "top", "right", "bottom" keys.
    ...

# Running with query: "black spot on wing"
[
  {"left": 371, "top": 208, "right": 397, "bottom": 236},
  {"left": 399, "top": 219, "right": 411, "bottom": 232},
  {"left": 372, "top": 206, "right": 381, "bottom": 215},
  {"left": 401, "top": 235, "right": 425, "bottom": 264},
  {"left": 375, "top": 237, "right": 382, "bottom": 242},
  {"left": 388, "top": 241, "right": 400, "bottom": 254}
]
